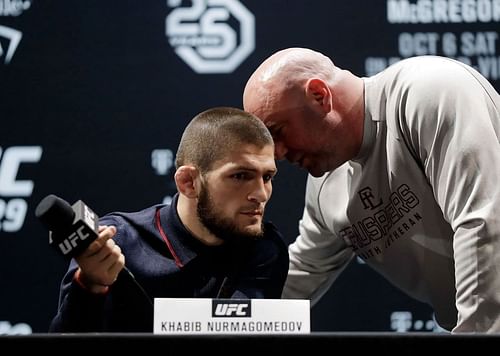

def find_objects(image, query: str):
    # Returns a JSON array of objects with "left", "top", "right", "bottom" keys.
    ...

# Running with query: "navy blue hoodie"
[{"left": 49, "top": 194, "right": 289, "bottom": 332}]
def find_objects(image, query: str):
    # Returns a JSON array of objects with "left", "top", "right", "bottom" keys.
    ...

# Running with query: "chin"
[
  {"left": 308, "top": 164, "right": 329, "bottom": 177},
  {"left": 311, "top": 171, "right": 327, "bottom": 178},
  {"left": 308, "top": 168, "right": 324, "bottom": 177},
  {"left": 241, "top": 225, "right": 263, "bottom": 237}
]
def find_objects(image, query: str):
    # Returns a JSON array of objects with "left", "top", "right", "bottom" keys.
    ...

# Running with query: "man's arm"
[
  {"left": 404, "top": 59, "right": 500, "bottom": 332},
  {"left": 48, "top": 260, "right": 108, "bottom": 332},
  {"left": 49, "top": 224, "right": 123, "bottom": 332},
  {"left": 282, "top": 175, "right": 354, "bottom": 305}
]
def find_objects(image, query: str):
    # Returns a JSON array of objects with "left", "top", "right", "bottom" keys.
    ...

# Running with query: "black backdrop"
[{"left": 0, "top": 0, "right": 498, "bottom": 334}]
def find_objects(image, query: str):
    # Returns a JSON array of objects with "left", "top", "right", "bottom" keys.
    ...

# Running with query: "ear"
[
  {"left": 305, "top": 78, "right": 331, "bottom": 113},
  {"left": 174, "top": 166, "right": 199, "bottom": 199}
]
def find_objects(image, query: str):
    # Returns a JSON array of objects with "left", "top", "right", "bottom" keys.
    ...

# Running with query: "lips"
[
  {"left": 240, "top": 205, "right": 263, "bottom": 216},
  {"left": 241, "top": 210, "right": 263, "bottom": 216}
]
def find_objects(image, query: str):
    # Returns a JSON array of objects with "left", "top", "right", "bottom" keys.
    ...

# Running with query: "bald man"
[{"left": 243, "top": 48, "right": 500, "bottom": 333}]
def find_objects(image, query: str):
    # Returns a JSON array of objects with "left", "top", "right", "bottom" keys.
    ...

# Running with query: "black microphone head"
[{"left": 35, "top": 194, "right": 75, "bottom": 232}]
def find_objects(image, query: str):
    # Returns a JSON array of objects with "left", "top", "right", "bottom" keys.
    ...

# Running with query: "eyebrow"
[
  {"left": 266, "top": 121, "right": 279, "bottom": 130},
  {"left": 229, "top": 165, "right": 277, "bottom": 174},
  {"left": 266, "top": 123, "right": 282, "bottom": 137}
]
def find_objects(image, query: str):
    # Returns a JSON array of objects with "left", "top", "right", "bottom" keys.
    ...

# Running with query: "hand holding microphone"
[
  {"left": 35, "top": 195, "right": 125, "bottom": 293},
  {"left": 74, "top": 224, "right": 124, "bottom": 293}
]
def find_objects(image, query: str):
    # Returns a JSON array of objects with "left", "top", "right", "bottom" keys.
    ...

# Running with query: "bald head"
[
  {"left": 242, "top": 47, "right": 366, "bottom": 176},
  {"left": 243, "top": 47, "right": 338, "bottom": 114}
]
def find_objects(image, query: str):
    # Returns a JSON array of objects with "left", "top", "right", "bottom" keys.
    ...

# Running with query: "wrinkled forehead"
[
  {"left": 243, "top": 82, "right": 272, "bottom": 114},
  {"left": 248, "top": 86, "right": 297, "bottom": 121},
  {"left": 261, "top": 93, "right": 305, "bottom": 128},
  {"left": 208, "top": 143, "right": 276, "bottom": 172}
]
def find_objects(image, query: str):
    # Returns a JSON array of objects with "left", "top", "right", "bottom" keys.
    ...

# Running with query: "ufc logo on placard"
[{"left": 212, "top": 300, "right": 251, "bottom": 317}]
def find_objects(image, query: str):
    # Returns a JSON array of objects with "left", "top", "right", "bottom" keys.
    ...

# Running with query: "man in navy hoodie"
[{"left": 49, "top": 107, "right": 289, "bottom": 332}]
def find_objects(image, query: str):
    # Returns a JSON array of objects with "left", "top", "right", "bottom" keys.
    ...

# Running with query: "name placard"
[{"left": 153, "top": 298, "right": 310, "bottom": 334}]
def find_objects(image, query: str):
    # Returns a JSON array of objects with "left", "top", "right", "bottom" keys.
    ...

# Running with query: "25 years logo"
[{"left": 166, "top": 0, "right": 255, "bottom": 74}]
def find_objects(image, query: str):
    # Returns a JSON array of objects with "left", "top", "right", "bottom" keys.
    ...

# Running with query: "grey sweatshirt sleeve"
[
  {"left": 402, "top": 58, "right": 500, "bottom": 332},
  {"left": 282, "top": 174, "right": 354, "bottom": 305}
]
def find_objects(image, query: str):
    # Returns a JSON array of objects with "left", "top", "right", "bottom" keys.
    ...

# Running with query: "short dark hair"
[{"left": 175, "top": 107, "right": 274, "bottom": 173}]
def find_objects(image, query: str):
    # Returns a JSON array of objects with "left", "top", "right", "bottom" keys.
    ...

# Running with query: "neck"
[
  {"left": 332, "top": 70, "right": 365, "bottom": 159},
  {"left": 176, "top": 194, "right": 224, "bottom": 246}
]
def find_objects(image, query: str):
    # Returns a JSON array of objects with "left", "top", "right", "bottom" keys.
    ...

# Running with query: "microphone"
[
  {"left": 35, "top": 194, "right": 153, "bottom": 307},
  {"left": 35, "top": 195, "right": 99, "bottom": 257}
]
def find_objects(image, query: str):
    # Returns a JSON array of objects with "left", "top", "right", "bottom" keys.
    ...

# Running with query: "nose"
[
  {"left": 248, "top": 179, "right": 271, "bottom": 204},
  {"left": 274, "top": 141, "right": 288, "bottom": 161}
]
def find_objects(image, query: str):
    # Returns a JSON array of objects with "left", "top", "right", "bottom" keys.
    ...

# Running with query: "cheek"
[
  {"left": 213, "top": 191, "right": 243, "bottom": 210},
  {"left": 287, "top": 122, "right": 313, "bottom": 148},
  {"left": 285, "top": 133, "right": 308, "bottom": 150},
  {"left": 216, "top": 186, "right": 242, "bottom": 198}
]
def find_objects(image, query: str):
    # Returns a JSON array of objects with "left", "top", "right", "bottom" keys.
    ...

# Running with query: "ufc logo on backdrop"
[
  {"left": 0, "top": 25, "right": 22, "bottom": 64},
  {"left": 165, "top": 0, "right": 255, "bottom": 74},
  {"left": 0, "top": 146, "right": 42, "bottom": 232},
  {"left": 0, "top": 0, "right": 32, "bottom": 16},
  {"left": 212, "top": 300, "right": 251, "bottom": 317}
]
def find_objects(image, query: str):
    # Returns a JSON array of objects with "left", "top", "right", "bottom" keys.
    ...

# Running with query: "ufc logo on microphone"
[
  {"left": 57, "top": 224, "right": 92, "bottom": 255},
  {"left": 212, "top": 300, "right": 251, "bottom": 317}
]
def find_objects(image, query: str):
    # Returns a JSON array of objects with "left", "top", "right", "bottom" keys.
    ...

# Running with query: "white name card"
[{"left": 153, "top": 298, "right": 310, "bottom": 334}]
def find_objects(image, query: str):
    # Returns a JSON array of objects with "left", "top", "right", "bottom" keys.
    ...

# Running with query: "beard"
[{"left": 196, "top": 184, "right": 264, "bottom": 242}]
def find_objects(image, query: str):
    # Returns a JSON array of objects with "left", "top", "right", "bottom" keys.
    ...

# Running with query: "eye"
[
  {"left": 232, "top": 172, "right": 249, "bottom": 180},
  {"left": 270, "top": 126, "right": 282, "bottom": 140},
  {"left": 263, "top": 174, "right": 275, "bottom": 183}
]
